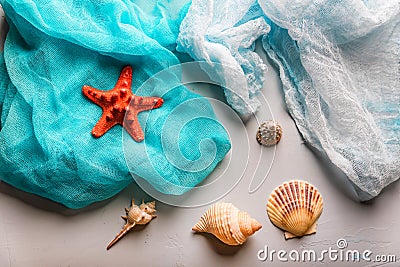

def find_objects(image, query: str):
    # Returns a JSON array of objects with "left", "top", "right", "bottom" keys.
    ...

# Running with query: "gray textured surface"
[{"left": 0, "top": 7, "right": 399, "bottom": 267}]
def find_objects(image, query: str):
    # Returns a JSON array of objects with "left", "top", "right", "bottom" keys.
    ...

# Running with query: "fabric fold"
[
  {"left": 260, "top": 0, "right": 400, "bottom": 200},
  {"left": 178, "top": 0, "right": 400, "bottom": 200},
  {"left": 0, "top": 0, "right": 231, "bottom": 209},
  {"left": 177, "top": 0, "right": 270, "bottom": 116}
]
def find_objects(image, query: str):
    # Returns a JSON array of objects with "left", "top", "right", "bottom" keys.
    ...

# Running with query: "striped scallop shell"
[
  {"left": 267, "top": 180, "right": 323, "bottom": 239},
  {"left": 192, "top": 202, "right": 262, "bottom": 246}
]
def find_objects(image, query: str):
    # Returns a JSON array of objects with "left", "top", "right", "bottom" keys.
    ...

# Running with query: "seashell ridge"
[
  {"left": 267, "top": 180, "right": 323, "bottom": 239},
  {"left": 192, "top": 202, "right": 262, "bottom": 246}
]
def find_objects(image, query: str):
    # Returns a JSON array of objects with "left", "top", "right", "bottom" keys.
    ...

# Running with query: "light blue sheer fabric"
[
  {"left": 177, "top": 0, "right": 270, "bottom": 116},
  {"left": 260, "top": 0, "right": 400, "bottom": 200},
  {"left": 179, "top": 0, "right": 400, "bottom": 200},
  {"left": 0, "top": 0, "right": 231, "bottom": 208}
]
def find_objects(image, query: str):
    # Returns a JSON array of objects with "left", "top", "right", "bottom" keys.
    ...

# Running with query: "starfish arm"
[
  {"left": 92, "top": 113, "right": 119, "bottom": 138},
  {"left": 124, "top": 113, "right": 145, "bottom": 142},
  {"left": 82, "top": 85, "right": 111, "bottom": 107},
  {"left": 131, "top": 96, "right": 164, "bottom": 113},
  {"left": 115, "top": 66, "right": 132, "bottom": 90}
]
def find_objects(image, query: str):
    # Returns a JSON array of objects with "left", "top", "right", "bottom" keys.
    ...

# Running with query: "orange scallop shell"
[{"left": 267, "top": 180, "right": 323, "bottom": 239}]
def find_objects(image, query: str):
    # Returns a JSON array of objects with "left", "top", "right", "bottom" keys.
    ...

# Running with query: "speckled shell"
[
  {"left": 256, "top": 120, "right": 282, "bottom": 146},
  {"left": 267, "top": 180, "right": 323, "bottom": 239},
  {"left": 192, "top": 202, "right": 262, "bottom": 245}
]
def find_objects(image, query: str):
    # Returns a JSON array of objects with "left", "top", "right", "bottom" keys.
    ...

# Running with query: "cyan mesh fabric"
[{"left": 0, "top": 0, "right": 231, "bottom": 209}]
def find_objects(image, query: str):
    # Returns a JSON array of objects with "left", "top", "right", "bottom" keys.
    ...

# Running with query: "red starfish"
[{"left": 82, "top": 66, "right": 164, "bottom": 142}]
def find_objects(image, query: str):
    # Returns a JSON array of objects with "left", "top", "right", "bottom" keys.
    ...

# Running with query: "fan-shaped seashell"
[
  {"left": 267, "top": 180, "right": 323, "bottom": 239},
  {"left": 192, "top": 202, "right": 262, "bottom": 246}
]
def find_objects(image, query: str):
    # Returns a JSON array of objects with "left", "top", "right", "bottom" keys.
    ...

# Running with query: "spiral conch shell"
[
  {"left": 267, "top": 180, "right": 323, "bottom": 239},
  {"left": 192, "top": 202, "right": 262, "bottom": 245}
]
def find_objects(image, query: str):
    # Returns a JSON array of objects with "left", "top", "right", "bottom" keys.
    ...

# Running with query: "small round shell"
[
  {"left": 192, "top": 202, "right": 262, "bottom": 245},
  {"left": 267, "top": 180, "right": 323, "bottom": 239},
  {"left": 256, "top": 120, "right": 282, "bottom": 146}
]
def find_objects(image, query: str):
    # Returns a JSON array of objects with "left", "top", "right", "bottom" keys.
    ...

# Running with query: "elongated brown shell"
[
  {"left": 267, "top": 180, "right": 323, "bottom": 239},
  {"left": 192, "top": 202, "right": 262, "bottom": 246}
]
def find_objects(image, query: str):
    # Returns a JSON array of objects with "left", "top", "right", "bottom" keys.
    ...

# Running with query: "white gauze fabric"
[
  {"left": 176, "top": 0, "right": 270, "bottom": 116},
  {"left": 260, "top": 0, "right": 400, "bottom": 200}
]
